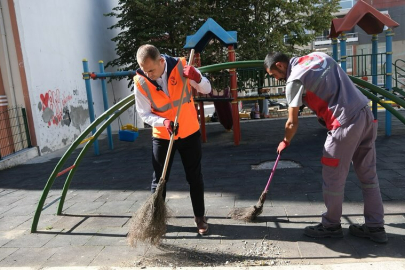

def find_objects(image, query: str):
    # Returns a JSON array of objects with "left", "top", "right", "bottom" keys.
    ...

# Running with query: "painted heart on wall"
[{"left": 40, "top": 92, "right": 49, "bottom": 109}]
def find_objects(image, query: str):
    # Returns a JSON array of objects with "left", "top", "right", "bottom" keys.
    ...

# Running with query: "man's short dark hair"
[
  {"left": 136, "top": 44, "right": 161, "bottom": 64},
  {"left": 264, "top": 52, "right": 290, "bottom": 70}
]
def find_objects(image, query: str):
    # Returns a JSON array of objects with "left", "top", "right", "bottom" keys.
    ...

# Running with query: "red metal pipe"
[
  {"left": 194, "top": 52, "right": 207, "bottom": 143},
  {"left": 57, "top": 165, "right": 76, "bottom": 177},
  {"left": 228, "top": 45, "right": 240, "bottom": 145}
]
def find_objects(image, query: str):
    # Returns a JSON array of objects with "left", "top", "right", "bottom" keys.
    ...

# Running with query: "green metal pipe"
[
  {"left": 31, "top": 94, "right": 134, "bottom": 232},
  {"left": 356, "top": 85, "right": 405, "bottom": 125},
  {"left": 21, "top": 108, "right": 32, "bottom": 148},
  {"left": 57, "top": 99, "right": 134, "bottom": 215},
  {"left": 349, "top": 76, "right": 405, "bottom": 108},
  {"left": 198, "top": 60, "right": 263, "bottom": 73},
  {"left": 393, "top": 87, "right": 405, "bottom": 97}
]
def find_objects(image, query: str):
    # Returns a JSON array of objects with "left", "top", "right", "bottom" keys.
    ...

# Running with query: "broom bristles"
[
  {"left": 127, "top": 180, "right": 168, "bottom": 246},
  {"left": 228, "top": 191, "right": 267, "bottom": 221},
  {"left": 228, "top": 205, "right": 263, "bottom": 221}
]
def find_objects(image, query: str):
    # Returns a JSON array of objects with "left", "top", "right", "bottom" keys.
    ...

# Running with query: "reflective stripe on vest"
[
  {"left": 135, "top": 57, "right": 200, "bottom": 140},
  {"left": 137, "top": 63, "right": 192, "bottom": 112}
]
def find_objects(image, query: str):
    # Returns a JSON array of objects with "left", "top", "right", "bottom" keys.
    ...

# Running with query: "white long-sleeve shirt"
[{"left": 134, "top": 59, "right": 211, "bottom": 127}]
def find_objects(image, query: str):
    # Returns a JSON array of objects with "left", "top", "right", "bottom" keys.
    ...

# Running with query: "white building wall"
[{"left": 13, "top": 0, "right": 135, "bottom": 155}]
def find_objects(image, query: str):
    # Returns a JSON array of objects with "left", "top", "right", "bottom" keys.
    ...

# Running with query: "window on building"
[{"left": 339, "top": 0, "right": 355, "bottom": 9}]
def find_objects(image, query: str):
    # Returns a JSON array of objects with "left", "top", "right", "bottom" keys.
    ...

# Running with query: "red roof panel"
[{"left": 329, "top": 0, "right": 399, "bottom": 38}]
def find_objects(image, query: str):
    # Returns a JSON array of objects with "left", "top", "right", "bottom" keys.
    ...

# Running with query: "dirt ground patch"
[{"left": 121, "top": 239, "right": 306, "bottom": 268}]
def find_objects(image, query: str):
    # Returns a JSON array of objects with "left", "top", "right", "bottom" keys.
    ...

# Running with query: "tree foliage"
[{"left": 105, "top": 0, "right": 339, "bottom": 70}]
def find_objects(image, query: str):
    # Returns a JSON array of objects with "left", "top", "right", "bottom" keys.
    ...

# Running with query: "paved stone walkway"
[{"left": 0, "top": 111, "right": 404, "bottom": 269}]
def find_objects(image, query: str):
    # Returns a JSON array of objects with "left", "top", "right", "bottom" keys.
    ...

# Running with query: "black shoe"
[
  {"left": 304, "top": 223, "right": 343, "bottom": 238},
  {"left": 349, "top": 224, "right": 388, "bottom": 243},
  {"left": 194, "top": 216, "right": 209, "bottom": 235}
]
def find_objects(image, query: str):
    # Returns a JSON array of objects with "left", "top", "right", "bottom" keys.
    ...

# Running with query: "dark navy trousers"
[{"left": 151, "top": 131, "right": 205, "bottom": 217}]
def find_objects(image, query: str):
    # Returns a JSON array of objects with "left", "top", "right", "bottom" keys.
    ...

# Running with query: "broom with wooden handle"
[
  {"left": 229, "top": 153, "right": 281, "bottom": 221},
  {"left": 128, "top": 49, "right": 195, "bottom": 246}
]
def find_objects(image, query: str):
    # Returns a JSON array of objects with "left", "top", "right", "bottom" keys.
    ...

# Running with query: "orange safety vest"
[{"left": 134, "top": 57, "right": 200, "bottom": 140}]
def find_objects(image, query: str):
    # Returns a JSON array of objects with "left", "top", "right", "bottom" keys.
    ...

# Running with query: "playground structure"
[
  {"left": 329, "top": 0, "right": 400, "bottom": 136},
  {"left": 82, "top": 60, "right": 137, "bottom": 155},
  {"left": 184, "top": 18, "right": 240, "bottom": 144},
  {"left": 31, "top": 2, "right": 405, "bottom": 232},
  {"left": 30, "top": 58, "right": 405, "bottom": 233}
]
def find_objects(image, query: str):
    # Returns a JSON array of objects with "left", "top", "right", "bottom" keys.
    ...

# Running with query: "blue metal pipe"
[
  {"left": 339, "top": 33, "right": 347, "bottom": 72},
  {"left": 82, "top": 59, "right": 99, "bottom": 155},
  {"left": 332, "top": 38, "right": 338, "bottom": 62},
  {"left": 98, "top": 61, "right": 113, "bottom": 149},
  {"left": 372, "top": 34, "right": 378, "bottom": 119}
]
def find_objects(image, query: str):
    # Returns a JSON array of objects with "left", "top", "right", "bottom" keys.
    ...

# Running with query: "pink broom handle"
[{"left": 264, "top": 154, "right": 281, "bottom": 192}]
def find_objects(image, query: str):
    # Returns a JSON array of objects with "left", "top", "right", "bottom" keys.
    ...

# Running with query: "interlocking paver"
[{"left": 0, "top": 111, "right": 404, "bottom": 268}]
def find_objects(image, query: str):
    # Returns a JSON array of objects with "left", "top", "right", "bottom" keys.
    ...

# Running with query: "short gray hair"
[{"left": 136, "top": 44, "right": 161, "bottom": 64}]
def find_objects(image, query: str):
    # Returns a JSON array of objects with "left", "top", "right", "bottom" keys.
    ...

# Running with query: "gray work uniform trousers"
[{"left": 321, "top": 106, "right": 384, "bottom": 228}]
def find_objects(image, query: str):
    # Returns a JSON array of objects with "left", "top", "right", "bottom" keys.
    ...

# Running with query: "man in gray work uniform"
[{"left": 264, "top": 52, "right": 387, "bottom": 243}]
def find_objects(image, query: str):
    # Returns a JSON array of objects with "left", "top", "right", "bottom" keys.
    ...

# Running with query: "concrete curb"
[
  {"left": 0, "top": 147, "right": 39, "bottom": 170},
  {"left": 1, "top": 260, "right": 405, "bottom": 269}
]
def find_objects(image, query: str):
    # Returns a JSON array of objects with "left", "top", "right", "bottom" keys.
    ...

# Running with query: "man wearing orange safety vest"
[{"left": 134, "top": 44, "right": 211, "bottom": 235}]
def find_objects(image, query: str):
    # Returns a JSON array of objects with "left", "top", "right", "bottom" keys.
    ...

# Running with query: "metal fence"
[
  {"left": 204, "top": 68, "right": 286, "bottom": 97},
  {"left": 0, "top": 106, "right": 31, "bottom": 159},
  {"left": 346, "top": 53, "right": 386, "bottom": 86},
  {"left": 394, "top": 59, "right": 405, "bottom": 90}
]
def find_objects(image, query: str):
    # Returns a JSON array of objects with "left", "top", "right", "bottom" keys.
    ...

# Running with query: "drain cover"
[{"left": 251, "top": 160, "right": 302, "bottom": 170}]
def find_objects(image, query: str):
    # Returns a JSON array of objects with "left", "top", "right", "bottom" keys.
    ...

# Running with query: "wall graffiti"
[{"left": 38, "top": 89, "right": 73, "bottom": 127}]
